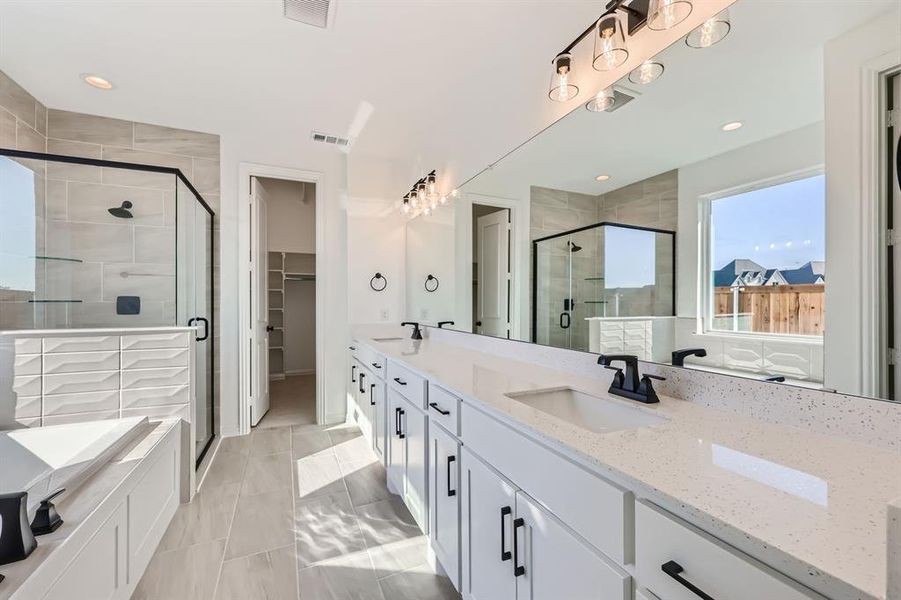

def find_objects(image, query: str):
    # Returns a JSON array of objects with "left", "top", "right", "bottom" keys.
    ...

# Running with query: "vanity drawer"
[
  {"left": 357, "top": 344, "right": 387, "bottom": 378},
  {"left": 388, "top": 360, "right": 427, "bottom": 409},
  {"left": 460, "top": 401, "right": 631, "bottom": 565},
  {"left": 635, "top": 501, "right": 822, "bottom": 600},
  {"left": 426, "top": 383, "right": 460, "bottom": 436}
]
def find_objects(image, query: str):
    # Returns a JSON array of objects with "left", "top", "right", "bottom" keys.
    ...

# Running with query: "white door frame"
[{"left": 237, "top": 162, "right": 326, "bottom": 434}]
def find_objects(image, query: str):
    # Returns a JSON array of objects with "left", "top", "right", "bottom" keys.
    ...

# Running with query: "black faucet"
[
  {"left": 764, "top": 375, "right": 786, "bottom": 383},
  {"left": 0, "top": 491, "right": 37, "bottom": 566},
  {"left": 401, "top": 321, "right": 423, "bottom": 340},
  {"left": 671, "top": 347, "right": 707, "bottom": 367},
  {"left": 597, "top": 354, "right": 664, "bottom": 404},
  {"left": 437, "top": 321, "right": 454, "bottom": 329}
]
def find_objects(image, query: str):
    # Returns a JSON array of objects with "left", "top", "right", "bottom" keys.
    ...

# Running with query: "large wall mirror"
[{"left": 404, "top": 0, "right": 901, "bottom": 402}]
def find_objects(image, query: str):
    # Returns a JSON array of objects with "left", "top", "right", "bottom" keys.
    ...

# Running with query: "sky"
[
  {"left": 711, "top": 174, "right": 825, "bottom": 272},
  {"left": 605, "top": 226, "right": 657, "bottom": 289},
  {"left": 0, "top": 157, "right": 37, "bottom": 292}
]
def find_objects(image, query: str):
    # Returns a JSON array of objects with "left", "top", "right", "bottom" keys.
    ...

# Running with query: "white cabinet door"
[
  {"left": 355, "top": 363, "right": 373, "bottom": 446},
  {"left": 430, "top": 423, "right": 461, "bottom": 590},
  {"left": 515, "top": 491, "right": 630, "bottom": 600},
  {"left": 347, "top": 357, "right": 359, "bottom": 419},
  {"left": 402, "top": 397, "right": 429, "bottom": 532},
  {"left": 461, "top": 448, "right": 517, "bottom": 600},
  {"left": 387, "top": 390, "right": 406, "bottom": 494},
  {"left": 43, "top": 501, "right": 127, "bottom": 600},
  {"left": 370, "top": 380, "right": 386, "bottom": 463}
]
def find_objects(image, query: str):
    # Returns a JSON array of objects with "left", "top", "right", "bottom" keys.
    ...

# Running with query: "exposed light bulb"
[
  {"left": 410, "top": 190, "right": 419, "bottom": 207},
  {"left": 686, "top": 9, "right": 730, "bottom": 48},
  {"left": 592, "top": 14, "right": 628, "bottom": 71},
  {"left": 647, "top": 0, "right": 693, "bottom": 31},
  {"left": 422, "top": 205, "right": 432, "bottom": 216},
  {"left": 628, "top": 60, "right": 664, "bottom": 85},
  {"left": 439, "top": 195, "right": 448, "bottom": 205},
  {"left": 549, "top": 53, "right": 579, "bottom": 102},
  {"left": 450, "top": 189, "right": 459, "bottom": 198},
  {"left": 402, "top": 202, "right": 411, "bottom": 214}
]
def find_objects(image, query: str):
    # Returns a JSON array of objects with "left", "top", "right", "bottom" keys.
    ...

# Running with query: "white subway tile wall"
[{"left": 3, "top": 330, "right": 191, "bottom": 428}]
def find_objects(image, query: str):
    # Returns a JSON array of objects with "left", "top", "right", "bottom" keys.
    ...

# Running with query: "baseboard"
[
  {"left": 285, "top": 369, "right": 315, "bottom": 376},
  {"left": 269, "top": 373, "right": 285, "bottom": 381}
]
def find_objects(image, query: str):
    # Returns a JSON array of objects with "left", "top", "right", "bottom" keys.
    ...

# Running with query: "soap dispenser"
[{"left": 0, "top": 491, "right": 37, "bottom": 566}]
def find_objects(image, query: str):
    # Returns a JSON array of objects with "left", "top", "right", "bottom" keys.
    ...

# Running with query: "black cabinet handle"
[
  {"left": 394, "top": 407, "right": 401, "bottom": 436},
  {"left": 359, "top": 372, "right": 365, "bottom": 394},
  {"left": 370, "top": 384, "right": 376, "bottom": 405},
  {"left": 371, "top": 362, "right": 382, "bottom": 369},
  {"left": 393, "top": 377, "right": 407, "bottom": 386},
  {"left": 513, "top": 517, "right": 525, "bottom": 577},
  {"left": 500, "top": 506, "right": 512, "bottom": 561},
  {"left": 662, "top": 561, "right": 715, "bottom": 600},
  {"left": 446, "top": 455, "right": 456, "bottom": 497},
  {"left": 398, "top": 408, "right": 405, "bottom": 439},
  {"left": 351, "top": 365, "right": 356, "bottom": 383},
  {"left": 349, "top": 345, "right": 357, "bottom": 351},
  {"left": 429, "top": 402, "right": 450, "bottom": 416}
]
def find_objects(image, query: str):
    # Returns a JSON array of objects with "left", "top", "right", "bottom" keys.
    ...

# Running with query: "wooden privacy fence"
[{"left": 714, "top": 285, "right": 825, "bottom": 336}]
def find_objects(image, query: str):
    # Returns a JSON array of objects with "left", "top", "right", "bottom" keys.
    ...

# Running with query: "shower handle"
[{"left": 188, "top": 317, "right": 209, "bottom": 341}]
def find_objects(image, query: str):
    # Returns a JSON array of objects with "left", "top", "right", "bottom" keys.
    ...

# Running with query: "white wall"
[
  {"left": 346, "top": 213, "right": 406, "bottom": 325},
  {"left": 262, "top": 178, "right": 316, "bottom": 254},
  {"left": 823, "top": 6, "right": 901, "bottom": 397},
  {"left": 405, "top": 212, "right": 456, "bottom": 325}
]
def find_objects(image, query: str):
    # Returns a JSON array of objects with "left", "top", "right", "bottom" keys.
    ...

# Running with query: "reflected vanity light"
[
  {"left": 686, "top": 8, "right": 731, "bottom": 48},
  {"left": 593, "top": 14, "right": 629, "bottom": 71},
  {"left": 647, "top": 0, "right": 693, "bottom": 31},
  {"left": 595, "top": 174, "right": 611, "bottom": 182},
  {"left": 585, "top": 86, "right": 616, "bottom": 112},
  {"left": 628, "top": 60, "right": 664, "bottom": 84},
  {"left": 549, "top": 53, "right": 579, "bottom": 102},
  {"left": 721, "top": 120, "right": 743, "bottom": 131},
  {"left": 82, "top": 73, "right": 114, "bottom": 90}
]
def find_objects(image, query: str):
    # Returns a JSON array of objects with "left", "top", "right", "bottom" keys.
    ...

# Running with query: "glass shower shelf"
[
  {"left": 28, "top": 299, "right": 83, "bottom": 303},
  {"left": 583, "top": 300, "right": 609, "bottom": 304},
  {"left": 33, "top": 255, "right": 83, "bottom": 263},
  {"left": 584, "top": 277, "right": 605, "bottom": 281}
]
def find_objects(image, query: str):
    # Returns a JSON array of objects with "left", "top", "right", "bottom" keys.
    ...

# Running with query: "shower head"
[
  {"left": 108, "top": 201, "right": 133, "bottom": 219},
  {"left": 568, "top": 241, "right": 582, "bottom": 252}
]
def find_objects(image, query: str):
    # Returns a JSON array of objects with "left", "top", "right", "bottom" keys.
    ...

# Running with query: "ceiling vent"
[
  {"left": 311, "top": 131, "right": 351, "bottom": 148},
  {"left": 284, "top": 0, "right": 331, "bottom": 28},
  {"left": 606, "top": 88, "right": 636, "bottom": 113}
]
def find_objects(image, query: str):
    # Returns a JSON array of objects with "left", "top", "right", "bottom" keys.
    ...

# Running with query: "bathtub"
[{"left": 0, "top": 417, "right": 149, "bottom": 515}]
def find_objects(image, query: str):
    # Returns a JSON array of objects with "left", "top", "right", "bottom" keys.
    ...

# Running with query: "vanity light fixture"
[
  {"left": 721, "top": 121, "right": 743, "bottom": 132},
  {"left": 647, "top": 0, "right": 693, "bottom": 31},
  {"left": 628, "top": 60, "right": 664, "bottom": 84},
  {"left": 593, "top": 13, "right": 629, "bottom": 71},
  {"left": 426, "top": 172, "right": 437, "bottom": 195},
  {"left": 549, "top": 53, "right": 579, "bottom": 102},
  {"left": 595, "top": 174, "right": 611, "bottom": 182},
  {"left": 585, "top": 86, "right": 616, "bottom": 112},
  {"left": 686, "top": 8, "right": 730, "bottom": 48},
  {"left": 81, "top": 73, "right": 114, "bottom": 90},
  {"left": 410, "top": 188, "right": 420, "bottom": 208},
  {"left": 402, "top": 193, "right": 412, "bottom": 214},
  {"left": 439, "top": 195, "right": 448, "bottom": 205},
  {"left": 401, "top": 170, "right": 450, "bottom": 216}
]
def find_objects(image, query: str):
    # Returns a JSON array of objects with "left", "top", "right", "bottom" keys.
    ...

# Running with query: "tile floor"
[
  {"left": 257, "top": 375, "right": 317, "bottom": 429},
  {"left": 133, "top": 376, "right": 459, "bottom": 600}
]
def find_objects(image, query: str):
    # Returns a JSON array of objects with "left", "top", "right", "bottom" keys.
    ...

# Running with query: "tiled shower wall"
[{"left": 0, "top": 69, "right": 221, "bottom": 434}]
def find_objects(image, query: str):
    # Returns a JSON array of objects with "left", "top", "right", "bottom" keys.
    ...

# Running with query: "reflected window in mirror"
[{"left": 705, "top": 172, "right": 825, "bottom": 338}]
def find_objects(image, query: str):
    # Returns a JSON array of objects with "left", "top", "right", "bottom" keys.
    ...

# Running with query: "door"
[
  {"left": 515, "top": 491, "right": 630, "bottom": 600},
  {"left": 892, "top": 74, "right": 901, "bottom": 398},
  {"left": 476, "top": 209, "right": 511, "bottom": 338},
  {"left": 250, "top": 178, "right": 270, "bottom": 425},
  {"left": 371, "top": 380, "right": 386, "bottom": 462},
  {"left": 461, "top": 448, "right": 517, "bottom": 600},
  {"left": 387, "top": 390, "right": 406, "bottom": 494},
  {"left": 430, "top": 423, "right": 461, "bottom": 590},
  {"left": 403, "top": 399, "right": 429, "bottom": 532}
]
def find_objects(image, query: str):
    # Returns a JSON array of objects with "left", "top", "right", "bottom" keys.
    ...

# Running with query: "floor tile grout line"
[
  {"left": 209, "top": 435, "right": 247, "bottom": 600},
  {"left": 291, "top": 424, "right": 302, "bottom": 600}
]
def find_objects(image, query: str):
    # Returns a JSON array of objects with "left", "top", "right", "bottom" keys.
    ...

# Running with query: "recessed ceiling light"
[
  {"left": 722, "top": 121, "right": 743, "bottom": 132},
  {"left": 595, "top": 174, "right": 610, "bottom": 182},
  {"left": 81, "top": 74, "right": 113, "bottom": 90}
]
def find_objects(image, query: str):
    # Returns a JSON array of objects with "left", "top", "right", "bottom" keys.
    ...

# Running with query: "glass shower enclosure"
[
  {"left": 0, "top": 149, "right": 216, "bottom": 464},
  {"left": 532, "top": 222, "right": 675, "bottom": 351}
]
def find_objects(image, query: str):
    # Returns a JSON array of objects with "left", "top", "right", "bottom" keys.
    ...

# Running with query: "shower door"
[{"left": 177, "top": 179, "right": 215, "bottom": 465}]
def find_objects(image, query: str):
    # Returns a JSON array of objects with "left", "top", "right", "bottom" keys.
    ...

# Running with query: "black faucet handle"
[
  {"left": 437, "top": 321, "right": 454, "bottom": 329},
  {"left": 30, "top": 488, "right": 65, "bottom": 536},
  {"left": 642, "top": 374, "right": 665, "bottom": 381},
  {"left": 400, "top": 321, "right": 423, "bottom": 340}
]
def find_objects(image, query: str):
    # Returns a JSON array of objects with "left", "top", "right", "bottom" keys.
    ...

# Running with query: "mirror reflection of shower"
[{"left": 108, "top": 200, "right": 133, "bottom": 219}]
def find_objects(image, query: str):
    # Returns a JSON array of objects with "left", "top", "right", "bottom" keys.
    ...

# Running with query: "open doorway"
[
  {"left": 472, "top": 203, "right": 511, "bottom": 338},
  {"left": 250, "top": 176, "right": 317, "bottom": 428}
]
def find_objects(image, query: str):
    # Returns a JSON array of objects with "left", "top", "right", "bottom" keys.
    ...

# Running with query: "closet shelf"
[{"left": 269, "top": 346, "right": 284, "bottom": 351}]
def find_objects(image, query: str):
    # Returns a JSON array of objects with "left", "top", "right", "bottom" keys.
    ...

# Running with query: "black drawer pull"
[
  {"left": 393, "top": 377, "right": 407, "bottom": 386},
  {"left": 429, "top": 402, "right": 450, "bottom": 416},
  {"left": 371, "top": 362, "right": 382, "bottom": 369},
  {"left": 513, "top": 517, "right": 525, "bottom": 576},
  {"left": 351, "top": 365, "right": 356, "bottom": 383},
  {"left": 446, "top": 455, "right": 456, "bottom": 497},
  {"left": 349, "top": 345, "right": 356, "bottom": 350},
  {"left": 500, "top": 506, "right": 512, "bottom": 561},
  {"left": 359, "top": 372, "right": 365, "bottom": 394},
  {"left": 662, "top": 561, "right": 715, "bottom": 600},
  {"left": 398, "top": 408, "right": 405, "bottom": 439},
  {"left": 394, "top": 407, "right": 401, "bottom": 436},
  {"left": 370, "top": 383, "right": 376, "bottom": 405}
]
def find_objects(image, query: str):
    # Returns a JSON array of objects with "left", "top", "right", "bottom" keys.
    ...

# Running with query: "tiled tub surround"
[
  {"left": 352, "top": 324, "right": 901, "bottom": 600},
  {"left": 0, "top": 327, "right": 194, "bottom": 429},
  {"left": 0, "top": 418, "right": 184, "bottom": 600}
]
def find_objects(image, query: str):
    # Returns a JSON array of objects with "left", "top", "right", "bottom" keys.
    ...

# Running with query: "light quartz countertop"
[
  {"left": 0, "top": 418, "right": 180, "bottom": 600},
  {"left": 353, "top": 330, "right": 901, "bottom": 600}
]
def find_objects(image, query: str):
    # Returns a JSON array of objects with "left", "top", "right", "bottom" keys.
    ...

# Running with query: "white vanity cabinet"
[
  {"left": 461, "top": 448, "right": 629, "bottom": 600},
  {"left": 386, "top": 376, "right": 430, "bottom": 532},
  {"left": 428, "top": 395, "right": 462, "bottom": 590},
  {"left": 348, "top": 344, "right": 387, "bottom": 464}
]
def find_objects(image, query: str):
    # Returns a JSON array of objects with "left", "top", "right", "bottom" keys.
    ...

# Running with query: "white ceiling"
[
  {"left": 463, "top": 0, "right": 899, "bottom": 199},
  {"left": 0, "top": 0, "right": 732, "bottom": 202}
]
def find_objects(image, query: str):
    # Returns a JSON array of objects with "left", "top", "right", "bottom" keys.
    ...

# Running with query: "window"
[{"left": 706, "top": 173, "right": 825, "bottom": 337}]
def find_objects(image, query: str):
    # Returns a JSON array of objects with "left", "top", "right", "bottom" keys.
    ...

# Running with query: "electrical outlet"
[{"left": 380, "top": 309, "right": 389, "bottom": 321}]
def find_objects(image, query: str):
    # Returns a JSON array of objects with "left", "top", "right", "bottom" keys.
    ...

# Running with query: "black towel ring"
[
  {"left": 370, "top": 272, "right": 388, "bottom": 292},
  {"left": 424, "top": 274, "right": 439, "bottom": 293}
]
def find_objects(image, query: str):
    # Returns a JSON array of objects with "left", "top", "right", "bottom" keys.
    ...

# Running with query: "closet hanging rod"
[{"left": 284, "top": 274, "right": 316, "bottom": 281}]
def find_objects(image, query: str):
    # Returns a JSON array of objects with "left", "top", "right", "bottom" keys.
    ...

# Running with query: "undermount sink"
[
  {"left": 372, "top": 336, "right": 404, "bottom": 342},
  {"left": 505, "top": 387, "right": 668, "bottom": 434}
]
